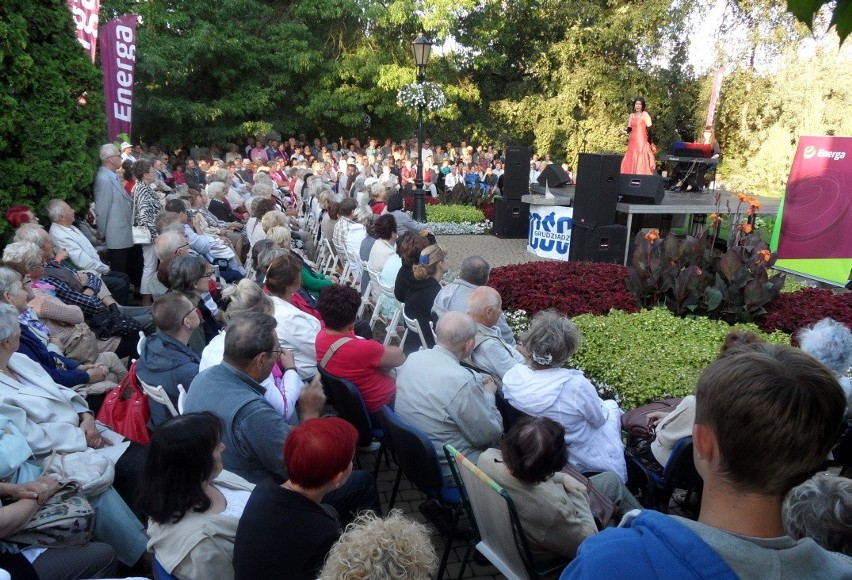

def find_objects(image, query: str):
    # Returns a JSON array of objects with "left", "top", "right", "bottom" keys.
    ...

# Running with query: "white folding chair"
[
  {"left": 177, "top": 384, "right": 187, "bottom": 415},
  {"left": 320, "top": 237, "right": 342, "bottom": 276},
  {"left": 138, "top": 377, "right": 179, "bottom": 418},
  {"left": 401, "top": 312, "right": 430, "bottom": 351},
  {"left": 373, "top": 277, "right": 404, "bottom": 345},
  {"left": 136, "top": 331, "right": 147, "bottom": 357},
  {"left": 356, "top": 259, "right": 374, "bottom": 319}
]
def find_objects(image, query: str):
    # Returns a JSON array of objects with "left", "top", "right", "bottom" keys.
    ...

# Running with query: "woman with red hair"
[
  {"left": 4, "top": 206, "right": 39, "bottom": 230},
  {"left": 232, "top": 417, "right": 359, "bottom": 580}
]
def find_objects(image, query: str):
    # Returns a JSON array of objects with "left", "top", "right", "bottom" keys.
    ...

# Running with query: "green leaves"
[{"left": 786, "top": 0, "right": 852, "bottom": 42}]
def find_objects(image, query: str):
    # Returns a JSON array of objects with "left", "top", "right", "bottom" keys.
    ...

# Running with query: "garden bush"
[
  {"left": 425, "top": 204, "right": 486, "bottom": 224},
  {"left": 570, "top": 308, "right": 790, "bottom": 409},
  {"left": 758, "top": 287, "right": 852, "bottom": 337},
  {"left": 402, "top": 196, "right": 439, "bottom": 212},
  {"left": 489, "top": 261, "right": 638, "bottom": 317}
]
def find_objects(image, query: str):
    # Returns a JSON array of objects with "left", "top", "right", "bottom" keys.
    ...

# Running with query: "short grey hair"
[
  {"left": 2, "top": 241, "right": 43, "bottom": 271},
  {"left": 522, "top": 309, "right": 582, "bottom": 368},
  {"left": 167, "top": 256, "right": 207, "bottom": 295},
  {"left": 251, "top": 181, "right": 274, "bottom": 198},
  {"left": 798, "top": 318, "right": 852, "bottom": 377},
  {"left": 46, "top": 199, "right": 69, "bottom": 223},
  {"left": 782, "top": 473, "right": 852, "bottom": 555},
  {"left": 13, "top": 224, "right": 48, "bottom": 247},
  {"left": 459, "top": 256, "right": 490, "bottom": 286},
  {"left": 223, "top": 312, "right": 277, "bottom": 365},
  {"left": 206, "top": 182, "right": 227, "bottom": 201},
  {"left": 0, "top": 302, "right": 19, "bottom": 342},
  {"left": 155, "top": 211, "right": 181, "bottom": 234},
  {"left": 221, "top": 279, "right": 273, "bottom": 320},
  {"left": 261, "top": 211, "right": 288, "bottom": 233},
  {"left": 467, "top": 286, "right": 502, "bottom": 319},
  {"left": 207, "top": 168, "right": 228, "bottom": 183},
  {"left": 256, "top": 247, "right": 289, "bottom": 275},
  {"left": 100, "top": 144, "right": 119, "bottom": 161},
  {"left": 435, "top": 311, "right": 477, "bottom": 349},
  {"left": 154, "top": 230, "right": 186, "bottom": 260},
  {"left": 265, "top": 226, "right": 292, "bottom": 248},
  {"left": 0, "top": 267, "right": 23, "bottom": 302}
]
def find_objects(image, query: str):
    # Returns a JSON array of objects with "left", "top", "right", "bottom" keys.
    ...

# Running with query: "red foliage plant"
[
  {"left": 402, "top": 196, "right": 440, "bottom": 212},
  {"left": 757, "top": 288, "right": 852, "bottom": 338},
  {"left": 482, "top": 203, "right": 495, "bottom": 222},
  {"left": 488, "top": 261, "right": 639, "bottom": 318}
]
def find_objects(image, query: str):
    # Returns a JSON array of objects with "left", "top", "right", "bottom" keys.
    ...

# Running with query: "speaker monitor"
[
  {"left": 502, "top": 146, "right": 532, "bottom": 199},
  {"left": 618, "top": 174, "right": 665, "bottom": 205},
  {"left": 573, "top": 153, "right": 623, "bottom": 228},
  {"left": 569, "top": 224, "right": 627, "bottom": 264},
  {"left": 492, "top": 197, "right": 530, "bottom": 239},
  {"left": 537, "top": 164, "right": 572, "bottom": 187}
]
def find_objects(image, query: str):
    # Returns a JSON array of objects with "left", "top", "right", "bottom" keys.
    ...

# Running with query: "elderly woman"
[
  {"left": 233, "top": 418, "right": 358, "bottom": 579},
  {"left": 4, "top": 205, "right": 39, "bottom": 233},
  {"left": 367, "top": 214, "right": 397, "bottom": 274},
  {"left": 246, "top": 197, "right": 277, "bottom": 248},
  {"left": 799, "top": 318, "right": 852, "bottom": 408},
  {"left": 168, "top": 256, "right": 222, "bottom": 348},
  {"left": 199, "top": 278, "right": 304, "bottom": 422},
  {"left": 502, "top": 310, "right": 627, "bottom": 481},
  {"left": 782, "top": 473, "right": 852, "bottom": 556},
  {"left": 0, "top": 303, "right": 148, "bottom": 567},
  {"left": 131, "top": 159, "right": 163, "bottom": 305},
  {"left": 478, "top": 417, "right": 640, "bottom": 564},
  {"left": 140, "top": 413, "right": 255, "bottom": 579},
  {"left": 399, "top": 244, "right": 447, "bottom": 353}
]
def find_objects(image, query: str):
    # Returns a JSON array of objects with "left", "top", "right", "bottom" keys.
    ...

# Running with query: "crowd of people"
[{"left": 0, "top": 133, "right": 848, "bottom": 579}]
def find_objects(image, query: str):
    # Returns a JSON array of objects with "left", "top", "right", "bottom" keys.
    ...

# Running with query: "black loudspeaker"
[
  {"left": 573, "top": 153, "right": 622, "bottom": 227},
  {"left": 537, "top": 164, "right": 571, "bottom": 187},
  {"left": 502, "top": 146, "right": 532, "bottom": 198},
  {"left": 569, "top": 224, "right": 627, "bottom": 264},
  {"left": 492, "top": 197, "right": 530, "bottom": 239},
  {"left": 619, "top": 174, "right": 665, "bottom": 205}
]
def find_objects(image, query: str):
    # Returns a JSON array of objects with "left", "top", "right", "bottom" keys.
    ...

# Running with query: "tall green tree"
[{"left": 0, "top": 0, "right": 104, "bottom": 233}]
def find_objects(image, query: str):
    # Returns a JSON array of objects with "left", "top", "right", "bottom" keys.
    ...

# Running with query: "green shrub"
[
  {"left": 570, "top": 308, "right": 790, "bottom": 409},
  {"left": 425, "top": 204, "right": 486, "bottom": 224}
]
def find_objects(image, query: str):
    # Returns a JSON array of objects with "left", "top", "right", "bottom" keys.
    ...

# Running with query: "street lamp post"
[{"left": 411, "top": 33, "right": 432, "bottom": 223}]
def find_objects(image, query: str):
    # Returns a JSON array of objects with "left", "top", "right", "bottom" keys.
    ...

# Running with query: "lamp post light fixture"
[{"left": 411, "top": 33, "right": 432, "bottom": 223}]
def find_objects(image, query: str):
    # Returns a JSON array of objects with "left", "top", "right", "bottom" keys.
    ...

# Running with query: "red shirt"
[{"left": 314, "top": 329, "right": 395, "bottom": 413}]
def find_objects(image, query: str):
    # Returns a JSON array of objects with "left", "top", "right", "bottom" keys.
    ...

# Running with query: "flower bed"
[
  {"left": 757, "top": 287, "right": 852, "bottom": 337},
  {"left": 425, "top": 204, "right": 485, "bottom": 224},
  {"left": 402, "top": 196, "right": 439, "bottom": 212},
  {"left": 426, "top": 221, "right": 492, "bottom": 235},
  {"left": 489, "top": 261, "right": 638, "bottom": 317}
]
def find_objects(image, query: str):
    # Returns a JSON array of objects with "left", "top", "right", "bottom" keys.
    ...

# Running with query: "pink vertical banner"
[
  {"left": 704, "top": 66, "right": 726, "bottom": 129},
  {"left": 67, "top": 0, "right": 100, "bottom": 62},
  {"left": 100, "top": 15, "right": 139, "bottom": 143}
]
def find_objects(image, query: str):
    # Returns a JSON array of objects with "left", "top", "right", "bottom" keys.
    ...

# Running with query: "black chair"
[
  {"left": 317, "top": 367, "right": 385, "bottom": 478},
  {"left": 377, "top": 406, "right": 463, "bottom": 580},
  {"left": 494, "top": 390, "right": 531, "bottom": 433},
  {"left": 625, "top": 436, "right": 703, "bottom": 517}
]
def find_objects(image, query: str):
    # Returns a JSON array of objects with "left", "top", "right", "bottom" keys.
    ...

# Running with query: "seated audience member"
[
  {"left": 140, "top": 412, "right": 254, "bottom": 580},
  {"left": 367, "top": 213, "right": 397, "bottom": 274},
  {"left": 479, "top": 417, "right": 641, "bottom": 564},
  {"left": 0, "top": 305, "right": 147, "bottom": 567},
  {"left": 315, "top": 284, "right": 404, "bottom": 415},
  {"left": 400, "top": 244, "right": 448, "bottom": 353},
  {"left": 182, "top": 313, "right": 380, "bottom": 515},
  {"left": 168, "top": 256, "right": 222, "bottom": 348},
  {"left": 466, "top": 286, "right": 525, "bottom": 382},
  {"left": 164, "top": 199, "right": 245, "bottom": 281},
  {"left": 798, "top": 317, "right": 852, "bottom": 408},
  {"left": 391, "top": 231, "right": 430, "bottom": 303},
  {"left": 319, "top": 510, "right": 437, "bottom": 580},
  {"left": 136, "top": 292, "right": 201, "bottom": 428},
  {"left": 561, "top": 344, "right": 852, "bottom": 578},
  {"left": 266, "top": 253, "right": 322, "bottom": 380},
  {"left": 432, "top": 255, "right": 516, "bottom": 346},
  {"left": 47, "top": 199, "right": 131, "bottom": 304},
  {"left": 4, "top": 205, "right": 39, "bottom": 232},
  {"left": 395, "top": 311, "right": 503, "bottom": 481},
  {"left": 782, "top": 473, "right": 851, "bottom": 557},
  {"left": 200, "top": 279, "right": 305, "bottom": 423},
  {"left": 503, "top": 310, "right": 626, "bottom": 481},
  {"left": 233, "top": 418, "right": 359, "bottom": 580},
  {"left": 150, "top": 229, "right": 191, "bottom": 299},
  {"left": 386, "top": 191, "right": 429, "bottom": 240}
]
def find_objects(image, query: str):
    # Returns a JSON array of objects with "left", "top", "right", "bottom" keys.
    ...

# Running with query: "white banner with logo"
[{"left": 527, "top": 205, "right": 573, "bottom": 260}]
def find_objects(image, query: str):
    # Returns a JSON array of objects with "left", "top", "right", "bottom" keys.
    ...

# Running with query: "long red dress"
[{"left": 621, "top": 113, "right": 656, "bottom": 175}]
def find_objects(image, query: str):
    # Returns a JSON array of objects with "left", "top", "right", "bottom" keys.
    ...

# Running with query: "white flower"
[{"left": 397, "top": 82, "right": 447, "bottom": 111}]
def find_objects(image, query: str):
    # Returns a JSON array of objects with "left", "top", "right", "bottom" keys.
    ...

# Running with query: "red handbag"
[
  {"left": 96, "top": 361, "right": 151, "bottom": 445},
  {"left": 621, "top": 398, "right": 684, "bottom": 440}
]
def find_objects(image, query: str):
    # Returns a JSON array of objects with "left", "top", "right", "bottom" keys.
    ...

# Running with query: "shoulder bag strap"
[{"left": 319, "top": 337, "right": 353, "bottom": 368}]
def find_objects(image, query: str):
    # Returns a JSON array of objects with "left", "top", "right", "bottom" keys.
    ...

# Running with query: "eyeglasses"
[
  {"left": 174, "top": 242, "right": 189, "bottom": 255},
  {"left": 268, "top": 348, "right": 287, "bottom": 356},
  {"left": 182, "top": 307, "right": 198, "bottom": 321}
]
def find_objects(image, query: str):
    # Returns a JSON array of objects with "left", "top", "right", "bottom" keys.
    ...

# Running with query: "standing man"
[{"left": 93, "top": 143, "right": 138, "bottom": 286}]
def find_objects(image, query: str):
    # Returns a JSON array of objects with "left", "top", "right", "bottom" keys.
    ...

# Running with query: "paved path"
[{"left": 438, "top": 234, "right": 547, "bottom": 269}]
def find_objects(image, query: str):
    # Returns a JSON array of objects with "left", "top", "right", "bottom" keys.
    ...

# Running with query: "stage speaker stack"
[
  {"left": 502, "top": 146, "right": 532, "bottom": 199},
  {"left": 492, "top": 197, "right": 530, "bottom": 239},
  {"left": 569, "top": 153, "right": 624, "bottom": 263},
  {"left": 618, "top": 174, "right": 664, "bottom": 205},
  {"left": 537, "top": 164, "right": 572, "bottom": 187}
]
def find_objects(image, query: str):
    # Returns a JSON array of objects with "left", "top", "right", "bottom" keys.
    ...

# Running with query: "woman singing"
[{"left": 621, "top": 97, "right": 655, "bottom": 175}]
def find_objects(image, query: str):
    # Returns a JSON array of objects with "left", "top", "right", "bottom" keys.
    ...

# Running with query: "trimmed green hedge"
[
  {"left": 570, "top": 308, "right": 790, "bottom": 409},
  {"left": 425, "top": 204, "right": 486, "bottom": 224}
]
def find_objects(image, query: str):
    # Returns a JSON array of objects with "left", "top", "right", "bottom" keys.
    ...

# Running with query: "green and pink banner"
[{"left": 770, "top": 135, "right": 852, "bottom": 286}]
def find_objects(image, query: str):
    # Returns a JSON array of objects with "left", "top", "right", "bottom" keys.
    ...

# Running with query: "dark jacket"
[
  {"left": 17, "top": 324, "right": 89, "bottom": 388},
  {"left": 399, "top": 275, "right": 440, "bottom": 353},
  {"left": 135, "top": 332, "right": 200, "bottom": 428}
]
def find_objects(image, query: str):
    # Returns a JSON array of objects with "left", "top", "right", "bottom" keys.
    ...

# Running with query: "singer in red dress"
[{"left": 621, "top": 97, "right": 656, "bottom": 175}]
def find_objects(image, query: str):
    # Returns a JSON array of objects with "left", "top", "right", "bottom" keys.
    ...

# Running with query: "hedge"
[{"left": 425, "top": 204, "right": 486, "bottom": 224}]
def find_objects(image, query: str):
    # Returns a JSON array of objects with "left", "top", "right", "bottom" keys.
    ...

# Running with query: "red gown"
[{"left": 621, "top": 114, "right": 656, "bottom": 175}]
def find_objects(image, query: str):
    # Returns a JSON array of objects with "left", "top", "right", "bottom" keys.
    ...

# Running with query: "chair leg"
[
  {"left": 372, "top": 441, "right": 385, "bottom": 480},
  {"left": 388, "top": 467, "right": 403, "bottom": 510},
  {"left": 437, "top": 504, "right": 463, "bottom": 580}
]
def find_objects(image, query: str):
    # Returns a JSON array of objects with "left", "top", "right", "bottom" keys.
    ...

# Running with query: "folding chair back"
[
  {"left": 137, "top": 378, "right": 179, "bottom": 418},
  {"left": 401, "top": 311, "right": 429, "bottom": 351}
]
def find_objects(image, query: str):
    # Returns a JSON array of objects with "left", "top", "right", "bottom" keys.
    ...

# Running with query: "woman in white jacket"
[{"left": 501, "top": 309, "right": 627, "bottom": 481}]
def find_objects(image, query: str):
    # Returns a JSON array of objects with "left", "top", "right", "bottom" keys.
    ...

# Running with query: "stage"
[{"left": 524, "top": 184, "right": 781, "bottom": 265}]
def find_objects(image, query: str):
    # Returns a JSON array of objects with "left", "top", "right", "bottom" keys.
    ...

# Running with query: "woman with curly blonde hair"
[{"left": 320, "top": 510, "right": 437, "bottom": 580}]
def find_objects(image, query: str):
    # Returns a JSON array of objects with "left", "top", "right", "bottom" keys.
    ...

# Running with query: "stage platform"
[{"left": 523, "top": 184, "right": 780, "bottom": 265}]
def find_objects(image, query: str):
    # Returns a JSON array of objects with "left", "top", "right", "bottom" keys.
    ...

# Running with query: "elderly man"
[
  {"left": 93, "top": 143, "right": 137, "bottom": 282},
  {"left": 47, "top": 199, "right": 131, "bottom": 305},
  {"left": 561, "top": 344, "right": 852, "bottom": 579},
  {"left": 183, "top": 312, "right": 381, "bottom": 521},
  {"left": 432, "top": 255, "right": 516, "bottom": 346},
  {"left": 466, "top": 286, "right": 525, "bottom": 382},
  {"left": 394, "top": 311, "right": 503, "bottom": 482}
]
